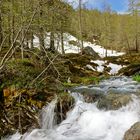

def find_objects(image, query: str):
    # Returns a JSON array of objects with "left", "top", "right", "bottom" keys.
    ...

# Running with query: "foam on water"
[{"left": 6, "top": 96, "right": 140, "bottom": 140}]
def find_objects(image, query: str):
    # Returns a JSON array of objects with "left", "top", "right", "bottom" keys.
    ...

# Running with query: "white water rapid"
[{"left": 3, "top": 77, "right": 140, "bottom": 140}]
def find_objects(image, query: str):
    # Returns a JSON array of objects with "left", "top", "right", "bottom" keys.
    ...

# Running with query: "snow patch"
[
  {"left": 31, "top": 33, "right": 125, "bottom": 57},
  {"left": 86, "top": 65, "right": 96, "bottom": 71},
  {"left": 107, "top": 63, "right": 125, "bottom": 75},
  {"left": 91, "top": 60, "right": 106, "bottom": 72},
  {"left": 91, "top": 60, "right": 125, "bottom": 75}
]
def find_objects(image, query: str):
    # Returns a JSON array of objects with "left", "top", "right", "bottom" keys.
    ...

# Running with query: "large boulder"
[
  {"left": 124, "top": 122, "right": 140, "bottom": 140},
  {"left": 82, "top": 46, "right": 100, "bottom": 59},
  {"left": 97, "top": 93, "right": 132, "bottom": 110}
]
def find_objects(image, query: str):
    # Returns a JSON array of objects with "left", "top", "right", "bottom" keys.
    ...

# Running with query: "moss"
[
  {"left": 119, "top": 63, "right": 140, "bottom": 76},
  {"left": 80, "top": 76, "right": 101, "bottom": 85},
  {"left": 133, "top": 75, "right": 140, "bottom": 82},
  {"left": 2, "top": 59, "right": 43, "bottom": 88},
  {"left": 68, "top": 40, "right": 79, "bottom": 46},
  {"left": 70, "top": 75, "right": 108, "bottom": 85},
  {"left": 63, "top": 82, "right": 80, "bottom": 87}
]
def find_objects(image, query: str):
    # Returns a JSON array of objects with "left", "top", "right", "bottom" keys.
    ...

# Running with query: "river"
[{"left": 3, "top": 76, "right": 140, "bottom": 140}]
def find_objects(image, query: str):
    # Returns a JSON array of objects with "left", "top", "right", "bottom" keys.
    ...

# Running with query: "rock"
[
  {"left": 97, "top": 93, "right": 132, "bottom": 110},
  {"left": 107, "top": 88, "right": 138, "bottom": 95},
  {"left": 71, "top": 86, "right": 104, "bottom": 102},
  {"left": 68, "top": 40, "right": 79, "bottom": 46},
  {"left": 119, "top": 63, "right": 140, "bottom": 76},
  {"left": 64, "top": 53, "right": 92, "bottom": 67},
  {"left": 124, "top": 122, "right": 140, "bottom": 140},
  {"left": 82, "top": 46, "right": 100, "bottom": 59}
]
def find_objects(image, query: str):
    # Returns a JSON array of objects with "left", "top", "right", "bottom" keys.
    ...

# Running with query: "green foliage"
[
  {"left": 63, "top": 82, "right": 79, "bottom": 87},
  {"left": 133, "top": 75, "right": 140, "bottom": 82},
  {"left": 80, "top": 77, "right": 100, "bottom": 85},
  {"left": 3, "top": 59, "right": 43, "bottom": 88},
  {"left": 1, "top": 0, "right": 140, "bottom": 52}
]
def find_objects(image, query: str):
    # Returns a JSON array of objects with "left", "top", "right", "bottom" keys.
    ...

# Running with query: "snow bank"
[{"left": 31, "top": 33, "right": 125, "bottom": 57}]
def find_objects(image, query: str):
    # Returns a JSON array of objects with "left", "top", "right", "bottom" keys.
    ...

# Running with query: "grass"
[
  {"left": 80, "top": 76, "right": 107, "bottom": 85},
  {"left": 63, "top": 76, "right": 108, "bottom": 87},
  {"left": 2, "top": 59, "right": 43, "bottom": 88},
  {"left": 63, "top": 82, "right": 80, "bottom": 87},
  {"left": 63, "top": 77, "right": 101, "bottom": 87},
  {"left": 133, "top": 75, "right": 140, "bottom": 82},
  {"left": 81, "top": 77, "right": 99, "bottom": 84}
]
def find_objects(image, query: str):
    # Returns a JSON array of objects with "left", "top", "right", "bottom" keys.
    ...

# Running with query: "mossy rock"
[
  {"left": 124, "top": 122, "right": 140, "bottom": 140},
  {"left": 97, "top": 93, "right": 132, "bottom": 110},
  {"left": 63, "top": 53, "right": 92, "bottom": 66},
  {"left": 68, "top": 40, "right": 79, "bottom": 46},
  {"left": 82, "top": 46, "right": 100, "bottom": 59},
  {"left": 119, "top": 63, "right": 140, "bottom": 76}
]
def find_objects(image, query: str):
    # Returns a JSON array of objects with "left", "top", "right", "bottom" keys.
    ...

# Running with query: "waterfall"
[
  {"left": 40, "top": 97, "right": 57, "bottom": 129},
  {"left": 16, "top": 94, "right": 140, "bottom": 140}
]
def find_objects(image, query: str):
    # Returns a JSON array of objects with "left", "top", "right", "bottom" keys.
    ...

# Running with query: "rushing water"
[
  {"left": 40, "top": 98, "right": 57, "bottom": 129},
  {"left": 3, "top": 77, "right": 140, "bottom": 140}
]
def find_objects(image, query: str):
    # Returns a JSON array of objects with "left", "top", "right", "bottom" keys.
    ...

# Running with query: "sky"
[{"left": 67, "top": 0, "right": 128, "bottom": 13}]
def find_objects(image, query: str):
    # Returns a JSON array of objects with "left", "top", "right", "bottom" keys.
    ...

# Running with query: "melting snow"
[
  {"left": 86, "top": 64, "right": 96, "bottom": 71},
  {"left": 90, "top": 60, "right": 125, "bottom": 75},
  {"left": 30, "top": 33, "right": 125, "bottom": 57}
]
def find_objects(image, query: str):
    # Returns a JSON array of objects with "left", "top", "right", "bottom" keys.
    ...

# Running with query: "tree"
[
  {"left": 128, "top": 0, "right": 140, "bottom": 52},
  {"left": 79, "top": 0, "right": 84, "bottom": 51},
  {"left": 101, "top": 0, "right": 112, "bottom": 56},
  {"left": 0, "top": 0, "right": 3, "bottom": 45}
]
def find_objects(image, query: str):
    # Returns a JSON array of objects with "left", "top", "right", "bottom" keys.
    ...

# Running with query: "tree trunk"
[
  {"left": 21, "top": 29, "right": 24, "bottom": 59},
  {"left": 61, "top": 31, "right": 65, "bottom": 54},
  {"left": 0, "top": 0, "right": 3, "bottom": 45},
  {"left": 124, "top": 32, "right": 131, "bottom": 54},
  {"left": 50, "top": 31, "right": 55, "bottom": 53},
  {"left": 79, "top": 0, "right": 84, "bottom": 52},
  {"left": 39, "top": 27, "right": 45, "bottom": 51},
  {"left": 39, "top": 1, "right": 44, "bottom": 51},
  {"left": 135, "top": 34, "right": 139, "bottom": 52},
  {"left": 135, "top": 11, "right": 139, "bottom": 52},
  {"left": 11, "top": 0, "right": 15, "bottom": 58},
  {"left": 8, "top": 15, "right": 11, "bottom": 47},
  {"left": 31, "top": 32, "right": 34, "bottom": 48}
]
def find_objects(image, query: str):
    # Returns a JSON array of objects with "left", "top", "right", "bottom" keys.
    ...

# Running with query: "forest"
[{"left": 0, "top": 0, "right": 140, "bottom": 56}]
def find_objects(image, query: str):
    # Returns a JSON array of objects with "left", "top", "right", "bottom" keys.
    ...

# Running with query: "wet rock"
[
  {"left": 107, "top": 88, "right": 138, "bottom": 95},
  {"left": 97, "top": 93, "right": 132, "bottom": 110},
  {"left": 124, "top": 122, "right": 140, "bottom": 140},
  {"left": 71, "top": 86, "right": 104, "bottom": 102},
  {"left": 82, "top": 46, "right": 100, "bottom": 59}
]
